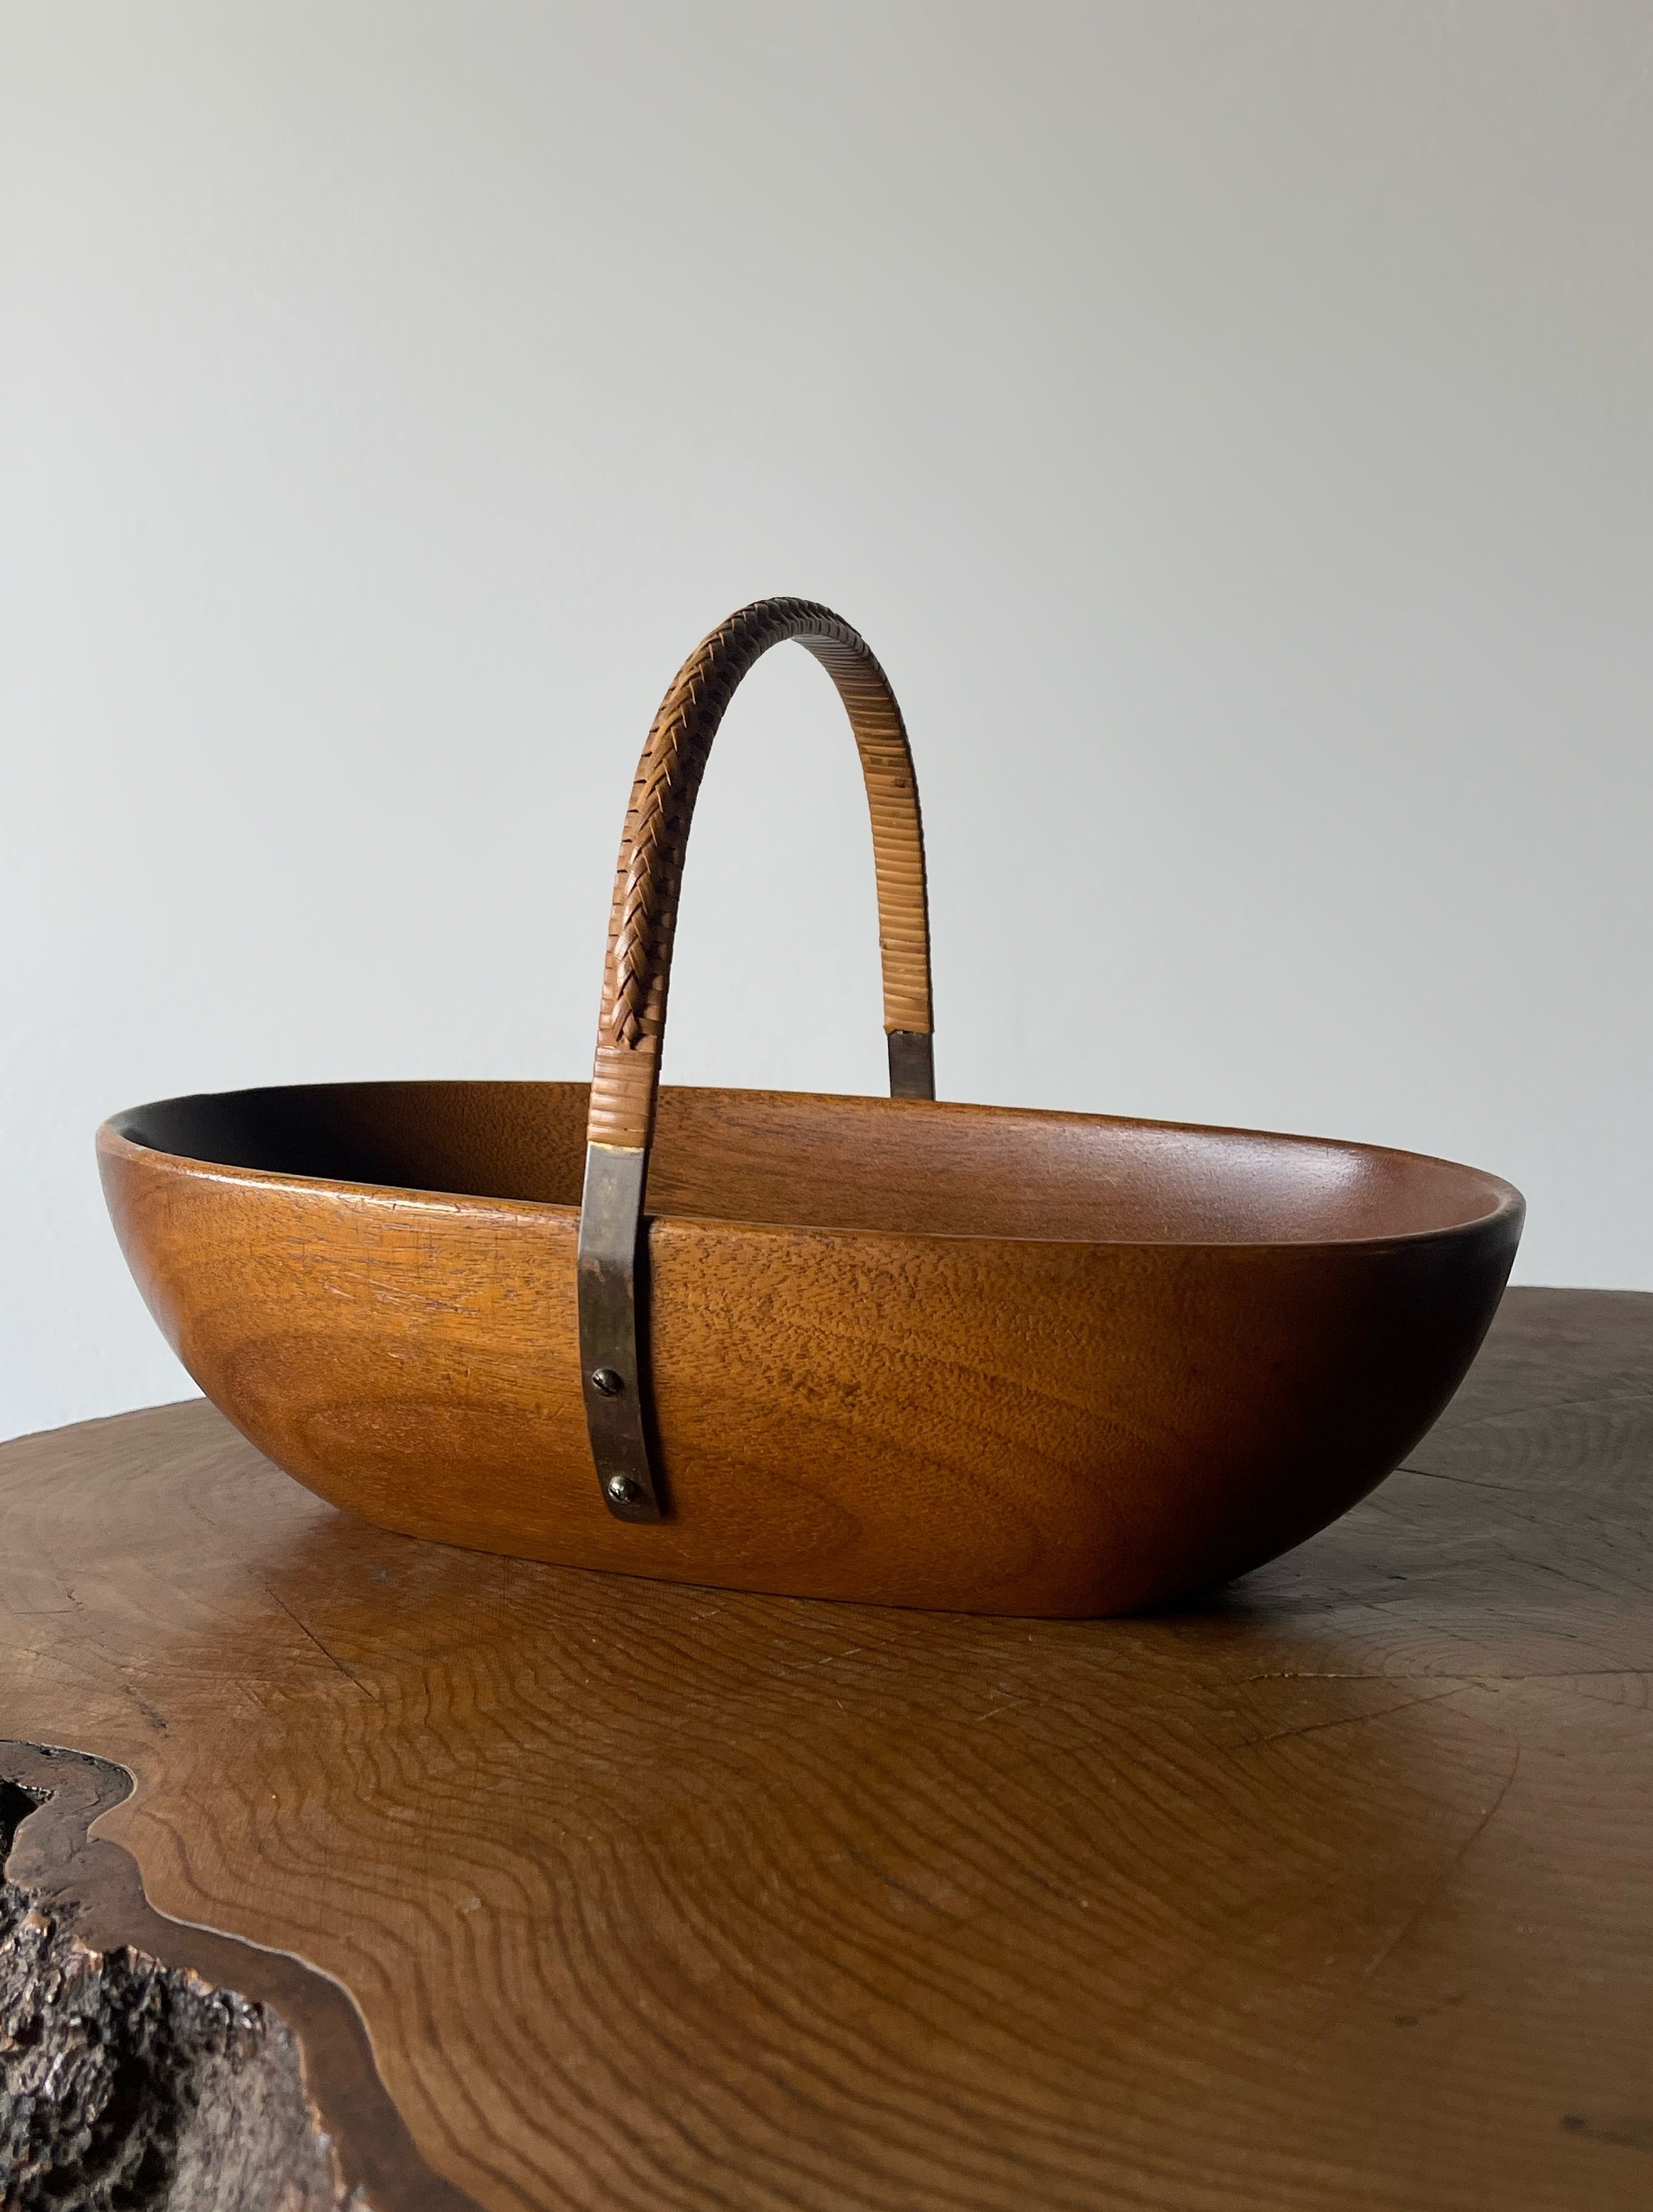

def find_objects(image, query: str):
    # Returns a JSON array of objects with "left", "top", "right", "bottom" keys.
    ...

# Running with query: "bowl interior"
[{"left": 109, "top": 1081, "right": 1516, "bottom": 1247}]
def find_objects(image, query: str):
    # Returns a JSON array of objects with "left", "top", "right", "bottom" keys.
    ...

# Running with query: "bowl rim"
[{"left": 98, "top": 1079, "right": 1525, "bottom": 1257}]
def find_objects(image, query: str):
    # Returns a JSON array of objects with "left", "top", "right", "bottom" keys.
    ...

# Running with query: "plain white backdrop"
[{"left": 3, "top": 1, "right": 1650, "bottom": 1440}]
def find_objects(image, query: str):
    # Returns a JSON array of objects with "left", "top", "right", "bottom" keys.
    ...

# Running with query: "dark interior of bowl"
[{"left": 110, "top": 1081, "right": 1515, "bottom": 1247}]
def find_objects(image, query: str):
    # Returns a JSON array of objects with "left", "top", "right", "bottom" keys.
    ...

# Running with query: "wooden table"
[{"left": 2, "top": 1287, "right": 1649, "bottom": 2210}]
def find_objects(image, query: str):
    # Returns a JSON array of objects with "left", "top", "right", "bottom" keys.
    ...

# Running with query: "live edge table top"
[{"left": 2, "top": 1287, "right": 1650, "bottom": 2211}]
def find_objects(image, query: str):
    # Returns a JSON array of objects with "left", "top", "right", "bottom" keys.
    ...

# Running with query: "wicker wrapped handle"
[
  {"left": 579, "top": 598, "right": 935, "bottom": 1521},
  {"left": 589, "top": 597, "right": 933, "bottom": 1152}
]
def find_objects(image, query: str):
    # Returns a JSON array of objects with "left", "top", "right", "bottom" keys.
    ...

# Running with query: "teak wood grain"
[
  {"left": 98, "top": 1079, "right": 1522, "bottom": 1614},
  {"left": 2, "top": 1287, "right": 1650, "bottom": 2209}
]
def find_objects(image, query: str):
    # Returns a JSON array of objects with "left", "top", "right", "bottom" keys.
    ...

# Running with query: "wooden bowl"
[
  {"left": 96, "top": 600, "right": 1523, "bottom": 1616},
  {"left": 98, "top": 1078, "right": 1520, "bottom": 1617}
]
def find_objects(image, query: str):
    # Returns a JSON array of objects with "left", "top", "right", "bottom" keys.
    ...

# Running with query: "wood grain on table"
[{"left": 2, "top": 1287, "right": 1649, "bottom": 2210}]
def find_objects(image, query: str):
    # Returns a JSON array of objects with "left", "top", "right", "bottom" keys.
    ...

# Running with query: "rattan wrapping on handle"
[{"left": 588, "top": 598, "right": 933, "bottom": 1153}]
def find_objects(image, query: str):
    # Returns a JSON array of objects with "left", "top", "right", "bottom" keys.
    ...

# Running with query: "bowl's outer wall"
[{"left": 96, "top": 1120, "right": 1522, "bottom": 1616}]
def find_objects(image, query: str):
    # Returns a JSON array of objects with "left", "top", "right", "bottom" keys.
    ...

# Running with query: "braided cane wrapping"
[{"left": 587, "top": 599, "right": 933, "bottom": 1153}]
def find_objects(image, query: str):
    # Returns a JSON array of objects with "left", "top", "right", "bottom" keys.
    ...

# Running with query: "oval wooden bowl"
[
  {"left": 96, "top": 600, "right": 1524, "bottom": 1616},
  {"left": 98, "top": 1078, "right": 1521, "bottom": 1617}
]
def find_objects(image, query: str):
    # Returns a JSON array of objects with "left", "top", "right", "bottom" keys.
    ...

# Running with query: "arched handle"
[
  {"left": 590, "top": 597, "right": 934, "bottom": 1150},
  {"left": 578, "top": 598, "right": 936, "bottom": 1522}
]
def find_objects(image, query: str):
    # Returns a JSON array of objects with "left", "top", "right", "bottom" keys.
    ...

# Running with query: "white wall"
[{"left": 3, "top": 1, "right": 1650, "bottom": 1441}]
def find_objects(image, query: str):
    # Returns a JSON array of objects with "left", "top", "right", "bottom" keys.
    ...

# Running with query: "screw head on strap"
[{"left": 590, "top": 1367, "right": 624, "bottom": 1398}]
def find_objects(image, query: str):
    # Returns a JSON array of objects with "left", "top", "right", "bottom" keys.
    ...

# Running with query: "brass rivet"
[
  {"left": 606, "top": 1474, "right": 642, "bottom": 1507},
  {"left": 590, "top": 1368, "right": 624, "bottom": 1398}
]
